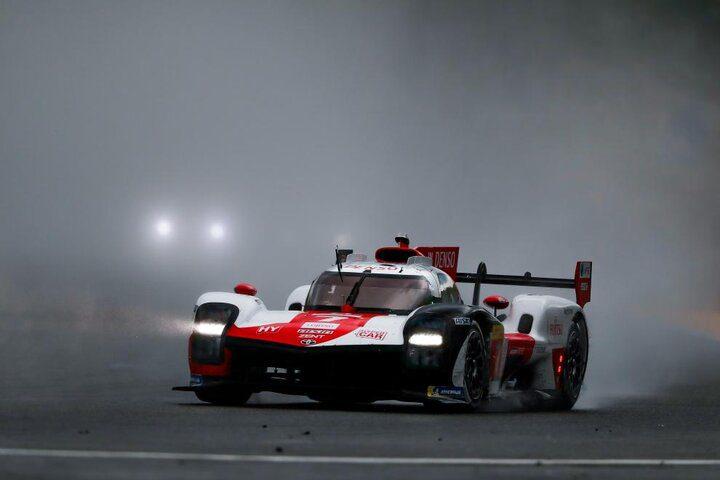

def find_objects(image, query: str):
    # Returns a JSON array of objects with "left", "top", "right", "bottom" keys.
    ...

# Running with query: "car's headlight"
[
  {"left": 192, "top": 303, "right": 238, "bottom": 337},
  {"left": 190, "top": 303, "right": 239, "bottom": 364},
  {"left": 193, "top": 322, "right": 226, "bottom": 336},
  {"left": 408, "top": 332, "right": 443, "bottom": 346}
]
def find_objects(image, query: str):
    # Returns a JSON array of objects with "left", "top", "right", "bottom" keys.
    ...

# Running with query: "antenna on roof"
[{"left": 335, "top": 245, "right": 343, "bottom": 282}]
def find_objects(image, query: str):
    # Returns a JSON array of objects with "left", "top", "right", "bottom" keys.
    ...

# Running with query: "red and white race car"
[{"left": 174, "top": 235, "right": 592, "bottom": 411}]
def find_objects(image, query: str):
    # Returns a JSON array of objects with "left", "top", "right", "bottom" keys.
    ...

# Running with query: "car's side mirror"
[
  {"left": 234, "top": 283, "right": 258, "bottom": 296},
  {"left": 483, "top": 294, "right": 509, "bottom": 316}
]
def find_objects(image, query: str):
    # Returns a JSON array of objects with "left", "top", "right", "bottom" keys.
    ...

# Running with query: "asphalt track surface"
[{"left": 3, "top": 310, "right": 720, "bottom": 479}]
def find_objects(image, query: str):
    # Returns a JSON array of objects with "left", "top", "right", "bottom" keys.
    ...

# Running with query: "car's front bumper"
[{"left": 175, "top": 338, "right": 452, "bottom": 402}]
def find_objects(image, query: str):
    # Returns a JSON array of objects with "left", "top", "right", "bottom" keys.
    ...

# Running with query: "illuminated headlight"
[
  {"left": 408, "top": 332, "right": 443, "bottom": 346},
  {"left": 194, "top": 322, "right": 226, "bottom": 336}
]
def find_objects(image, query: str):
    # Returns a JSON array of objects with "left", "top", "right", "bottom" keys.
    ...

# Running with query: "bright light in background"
[
  {"left": 155, "top": 219, "right": 173, "bottom": 238},
  {"left": 209, "top": 223, "right": 225, "bottom": 240}
]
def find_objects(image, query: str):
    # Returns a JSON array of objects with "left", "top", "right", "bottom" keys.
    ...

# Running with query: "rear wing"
[{"left": 456, "top": 261, "right": 592, "bottom": 308}]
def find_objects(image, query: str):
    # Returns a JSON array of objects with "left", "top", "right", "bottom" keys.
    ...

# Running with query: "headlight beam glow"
[{"left": 193, "top": 322, "right": 226, "bottom": 336}]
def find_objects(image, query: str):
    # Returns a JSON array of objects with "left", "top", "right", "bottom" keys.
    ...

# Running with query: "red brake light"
[{"left": 552, "top": 348, "right": 565, "bottom": 388}]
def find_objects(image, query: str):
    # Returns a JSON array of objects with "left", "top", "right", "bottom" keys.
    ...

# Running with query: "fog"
[{"left": 1, "top": 1, "right": 719, "bottom": 399}]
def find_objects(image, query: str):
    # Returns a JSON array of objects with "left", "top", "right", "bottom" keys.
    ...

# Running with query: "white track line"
[{"left": 0, "top": 448, "right": 719, "bottom": 467}]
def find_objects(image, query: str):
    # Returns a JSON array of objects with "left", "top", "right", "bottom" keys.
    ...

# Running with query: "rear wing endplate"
[{"left": 455, "top": 261, "right": 592, "bottom": 308}]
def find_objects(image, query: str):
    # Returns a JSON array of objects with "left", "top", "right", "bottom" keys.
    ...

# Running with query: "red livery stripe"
[{"left": 227, "top": 311, "right": 380, "bottom": 347}]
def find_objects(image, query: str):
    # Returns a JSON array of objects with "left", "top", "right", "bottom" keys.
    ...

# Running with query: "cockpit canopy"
[{"left": 305, "top": 271, "right": 432, "bottom": 315}]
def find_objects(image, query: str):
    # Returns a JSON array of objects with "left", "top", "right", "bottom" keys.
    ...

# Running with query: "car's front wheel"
[
  {"left": 424, "top": 325, "right": 489, "bottom": 412},
  {"left": 462, "top": 326, "right": 490, "bottom": 411}
]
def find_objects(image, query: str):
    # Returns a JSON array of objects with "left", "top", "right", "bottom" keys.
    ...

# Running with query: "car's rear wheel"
[
  {"left": 554, "top": 315, "right": 589, "bottom": 410},
  {"left": 195, "top": 387, "right": 252, "bottom": 406}
]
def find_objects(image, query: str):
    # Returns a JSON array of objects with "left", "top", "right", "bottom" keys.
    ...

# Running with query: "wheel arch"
[{"left": 403, "top": 303, "right": 500, "bottom": 348}]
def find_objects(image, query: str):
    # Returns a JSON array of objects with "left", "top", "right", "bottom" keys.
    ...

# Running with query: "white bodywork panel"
[
  {"left": 196, "top": 291, "right": 267, "bottom": 319},
  {"left": 284, "top": 285, "right": 311, "bottom": 310},
  {"left": 502, "top": 294, "right": 584, "bottom": 391}
]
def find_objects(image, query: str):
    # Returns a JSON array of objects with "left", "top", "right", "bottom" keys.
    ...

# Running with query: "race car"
[{"left": 173, "top": 236, "right": 592, "bottom": 411}]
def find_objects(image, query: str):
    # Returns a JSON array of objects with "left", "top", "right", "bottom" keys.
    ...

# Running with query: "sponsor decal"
[
  {"left": 427, "top": 386, "right": 465, "bottom": 400},
  {"left": 354, "top": 329, "right": 387, "bottom": 340},
  {"left": 453, "top": 317, "right": 472, "bottom": 326},
  {"left": 509, "top": 346, "right": 532, "bottom": 358},
  {"left": 265, "top": 366, "right": 292, "bottom": 381},
  {"left": 257, "top": 325, "right": 282, "bottom": 334},
  {"left": 265, "top": 367, "right": 287, "bottom": 374},
  {"left": 579, "top": 262, "right": 592, "bottom": 279},
  {"left": 489, "top": 325, "right": 505, "bottom": 380},
  {"left": 310, "top": 313, "right": 363, "bottom": 322},
  {"left": 299, "top": 334, "right": 324, "bottom": 339},
  {"left": 491, "top": 324, "right": 504, "bottom": 341},
  {"left": 297, "top": 328, "right": 335, "bottom": 335},
  {"left": 302, "top": 322, "right": 340, "bottom": 330},
  {"left": 427, "top": 251, "right": 456, "bottom": 270},
  {"left": 415, "top": 246, "right": 460, "bottom": 279},
  {"left": 548, "top": 321, "right": 563, "bottom": 336},
  {"left": 300, "top": 339, "right": 316, "bottom": 345}
]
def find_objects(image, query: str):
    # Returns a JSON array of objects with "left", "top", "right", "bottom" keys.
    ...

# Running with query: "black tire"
[
  {"left": 424, "top": 325, "right": 489, "bottom": 412},
  {"left": 194, "top": 387, "right": 252, "bottom": 406},
  {"left": 554, "top": 315, "right": 589, "bottom": 410}
]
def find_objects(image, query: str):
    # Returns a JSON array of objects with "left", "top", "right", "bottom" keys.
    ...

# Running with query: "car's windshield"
[{"left": 305, "top": 272, "right": 432, "bottom": 314}]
